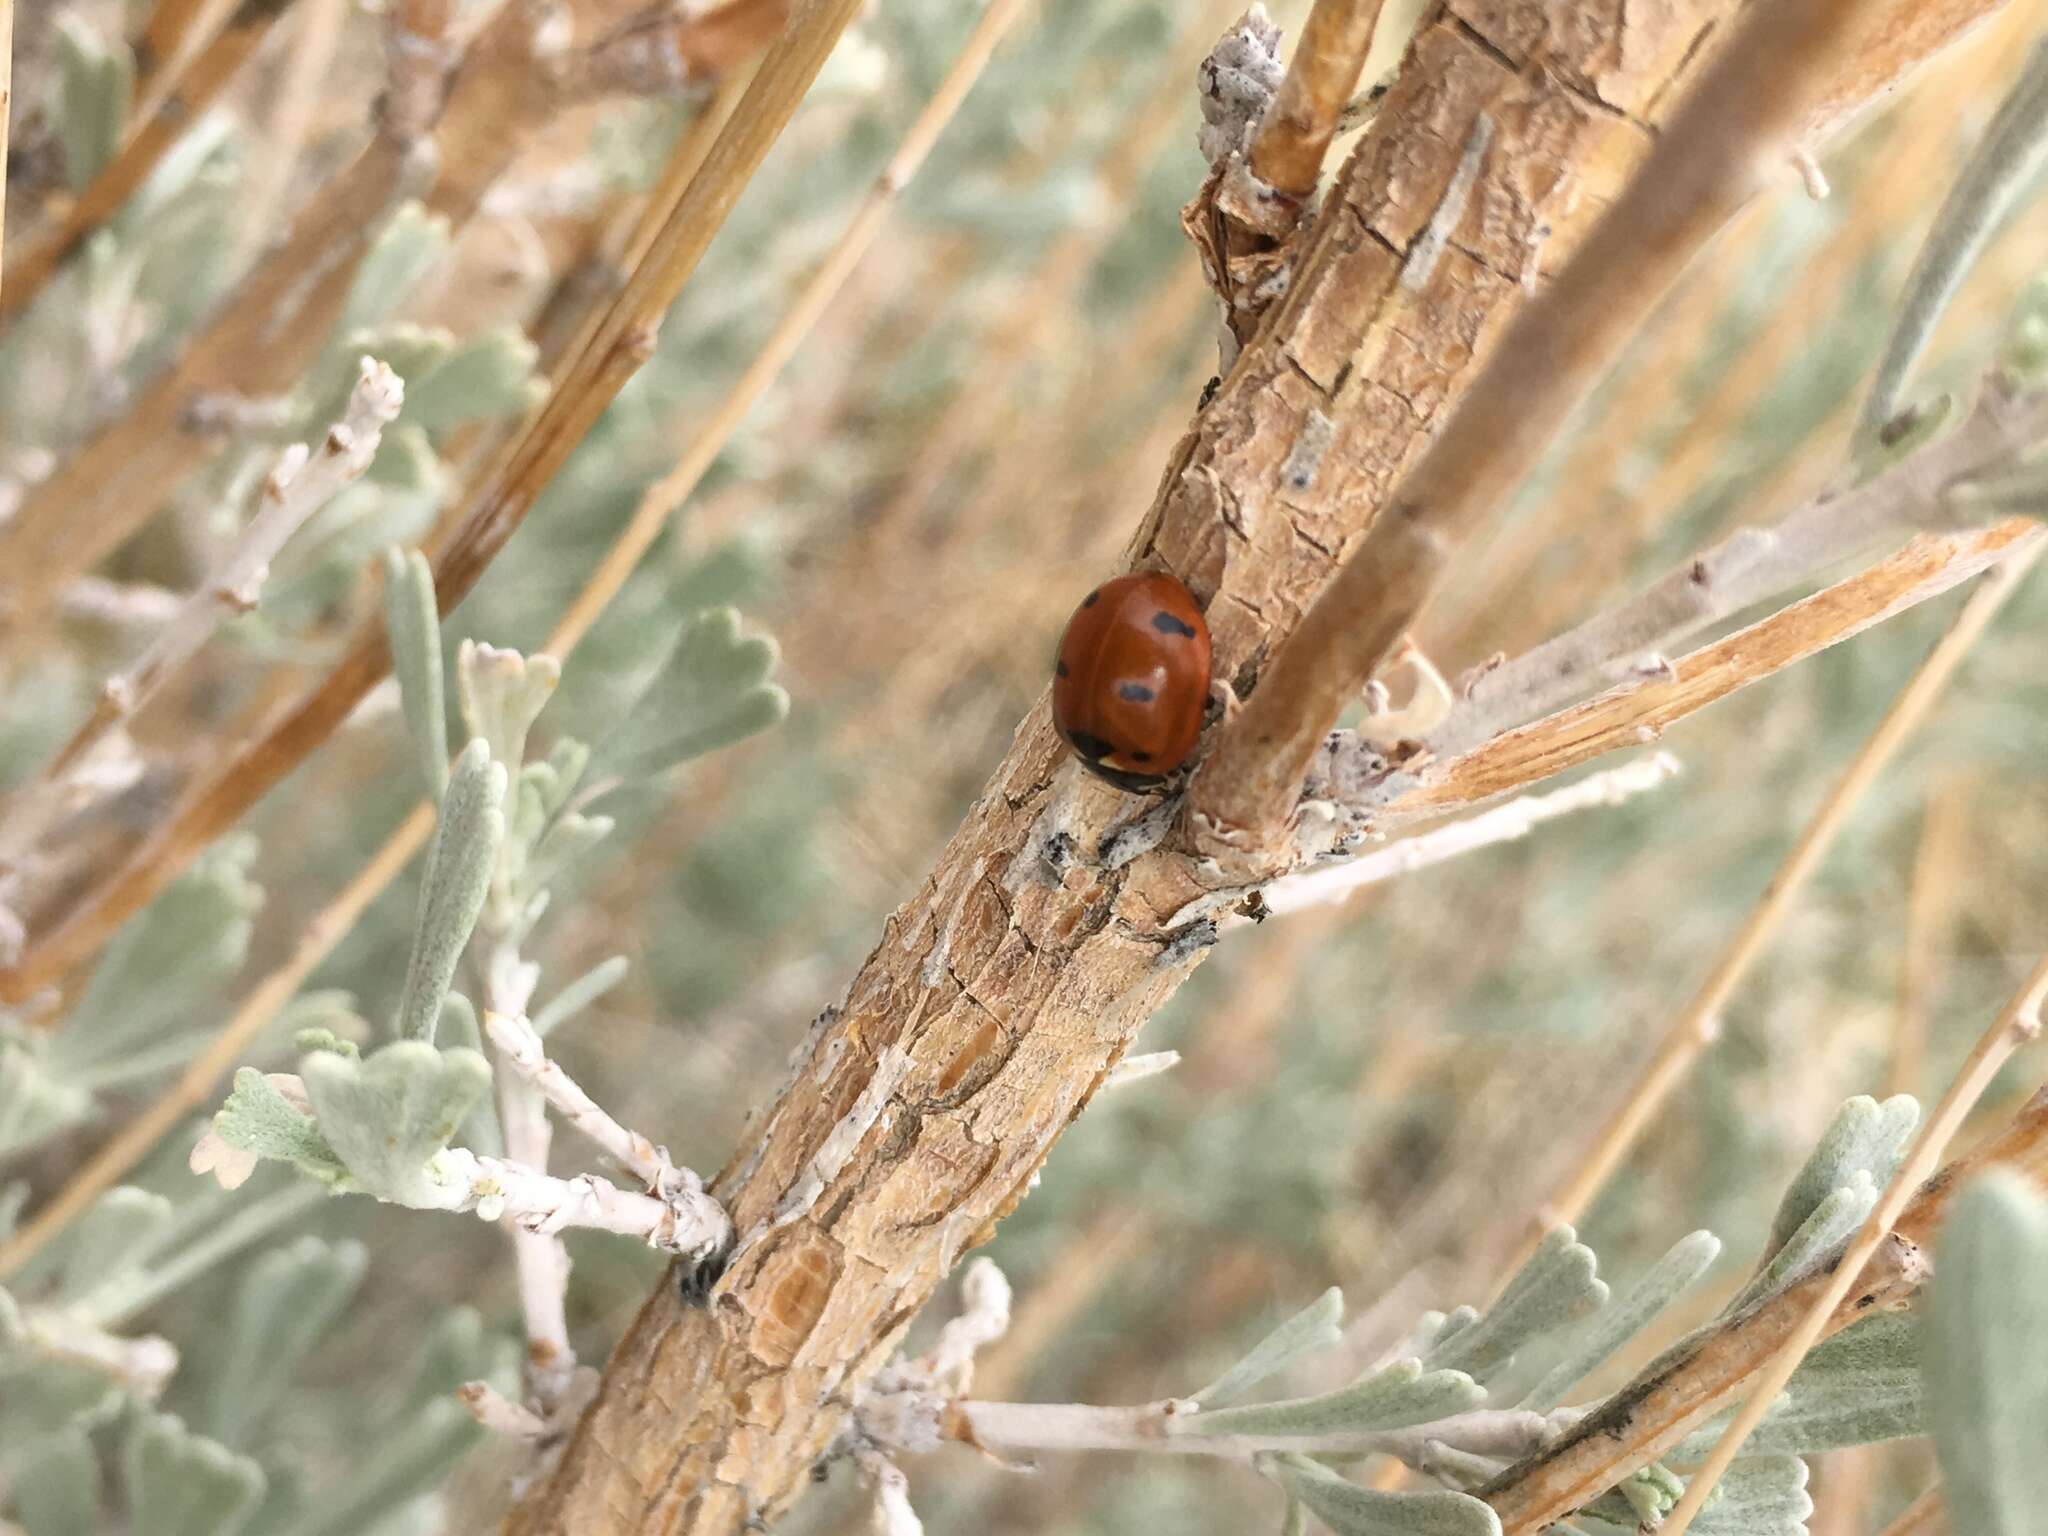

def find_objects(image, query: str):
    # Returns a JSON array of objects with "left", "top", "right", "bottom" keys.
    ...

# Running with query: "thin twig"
[
  {"left": 1875, "top": 1486, "right": 1950, "bottom": 1536},
  {"left": 0, "top": 0, "right": 299, "bottom": 324},
  {"left": 483, "top": 1009, "right": 688, "bottom": 1196},
  {"left": 1658, "top": 949, "right": 2048, "bottom": 1535},
  {"left": 1246, "top": 0, "right": 1387, "bottom": 201},
  {"left": 1264, "top": 754, "right": 1680, "bottom": 915},
  {"left": 133, "top": 0, "right": 230, "bottom": 114},
  {"left": 1186, "top": 0, "right": 1892, "bottom": 873},
  {"left": 1493, "top": 542, "right": 2038, "bottom": 1277},
  {"left": 1382, "top": 522, "right": 2043, "bottom": 826},
  {"left": 1857, "top": 38, "right": 2048, "bottom": 448}
]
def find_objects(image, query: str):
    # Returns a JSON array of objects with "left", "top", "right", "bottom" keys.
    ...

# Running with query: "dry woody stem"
[
  {"left": 1187, "top": 0, "right": 1903, "bottom": 872},
  {"left": 1247, "top": 0, "right": 1388, "bottom": 201}
]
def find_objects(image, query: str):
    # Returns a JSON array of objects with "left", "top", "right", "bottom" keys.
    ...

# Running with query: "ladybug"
[{"left": 1052, "top": 572, "right": 1213, "bottom": 791}]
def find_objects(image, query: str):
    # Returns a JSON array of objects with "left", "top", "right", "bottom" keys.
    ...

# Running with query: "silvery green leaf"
[
  {"left": 336, "top": 203, "right": 452, "bottom": 341},
  {"left": 1690, "top": 1455, "right": 1813, "bottom": 1535},
  {"left": 210, "top": 1071, "right": 351, "bottom": 1186},
  {"left": 1180, "top": 1358, "right": 1483, "bottom": 1439},
  {"left": 393, "top": 740, "right": 505, "bottom": 1044},
  {"left": 124, "top": 1410, "right": 265, "bottom": 1536},
  {"left": 11, "top": 1426, "right": 100, "bottom": 1536},
  {"left": 381, "top": 548, "right": 448, "bottom": 802},
  {"left": 532, "top": 954, "right": 631, "bottom": 1038},
  {"left": 409, "top": 1304, "right": 506, "bottom": 1409},
  {"left": 295, "top": 1029, "right": 360, "bottom": 1059},
  {"left": 300, "top": 1042, "right": 493, "bottom": 1204},
  {"left": 277, "top": 990, "right": 368, "bottom": 1045},
  {"left": 1760, "top": 1096, "right": 1917, "bottom": 1267},
  {"left": 1260, "top": 1454, "right": 1502, "bottom": 1536},
  {"left": 1615, "top": 1461, "right": 1684, "bottom": 1526},
  {"left": 1428, "top": 1228, "right": 1607, "bottom": 1385},
  {"left": 1193, "top": 1287, "right": 1344, "bottom": 1407},
  {"left": 433, "top": 993, "right": 501, "bottom": 1157},
  {"left": 0, "top": 1040, "right": 93, "bottom": 1160},
  {"left": 601, "top": 607, "right": 789, "bottom": 779},
  {"left": 60, "top": 836, "right": 263, "bottom": 1068},
  {"left": 1523, "top": 1231, "right": 1721, "bottom": 1409},
  {"left": 365, "top": 425, "right": 442, "bottom": 492},
  {"left": 1280, "top": 1495, "right": 1306, "bottom": 1536},
  {"left": 272, "top": 1398, "right": 479, "bottom": 1536},
  {"left": 404, "top": 325, "right": 546, "bottom": 429},
  {"left": 1413, "top": 1307, "right": 1478, "bottom": 1358},
  {"left": 535, "top": 739, "right": 591, "bottom": 815},
  {"left": 54, "top": 13, "right": 134, "bottom": 191},
  {"left": 1672, "top": 1313, "right": 1920, "bottom": 1460},
  {"left": 530, "top": 809, "right": 614, "bottom": 889},
  {"left": 208, "top": 1237, "right": 368, "bottom": 1448},
  {"left": 42, "top": 1187, "right": 172, "bottom": 1303},
  {"left": 347, "top": 325, "right": 454, "bottom": 392},
  {"left": 457, "top": 644, "right": 560, "bottom": 777},
  {"left": 1729, "top": 1176, "right": 1876, "bottom": 1315},
  {"left": 1926, "top": 1171, "right": 2048, "bottom": 1536}
]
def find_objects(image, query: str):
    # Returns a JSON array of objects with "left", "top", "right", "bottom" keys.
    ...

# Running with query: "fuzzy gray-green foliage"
[
  {"left": 383, "top": 548, "right": 449, "bottom": 803},
  {"left": 125, "top": 1409, "right": 267, "bottom": 1536},
  {"left": 1924, "top": 1171, "right": 2048, "bottom": 1536},
  {"left": 53, "top": 11, "right": 133, "bottom": 192},
  {"left": 1424, "top": 1227, "right": 1608, "bottom": 1386},
  {"left": 1182, "top": 1356, "right": 1485, "bottom": 1440},
  {"left": 1193, "top": 1287, "right": 1343, "bottom": 1407},
  {"left": 208, "top": 1237, "right": 369, "bottom": 1449},
  {"left": 598, "top": 606, "right": 790, "bottom": 779},
  {"left": 9, "top": 1424, "right": 100, "bottom": 1536},
  {"left": 393, "top": 740, "right": 505, "bottom": 1044},
  {"left": 1261, "top": 1455, "right": 1501, "bottom": 1536},
  {"left": 299, "top": 1043, "right": 494, "bottom": 1204}
]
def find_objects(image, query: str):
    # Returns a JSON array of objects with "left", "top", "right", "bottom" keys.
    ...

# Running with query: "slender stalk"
[
  {"left": 1495, "top": 543, "right": 2038, "bottom": 1278},
  {"left": 1187, "top": 0, "right": 1891, "bottom": 871},
  {"left": 1857, "top": 38, "right": 2048, "bottom": 448},
  {"left": 1657, "top": 949, "right": 2048, "bottom": 1536},
  {"left": 1246, "top": 0, "right": 1387, "bottom": 200},
  {"left": 1875, "top": 1487, "right": 1950, "bottom": 1536}
]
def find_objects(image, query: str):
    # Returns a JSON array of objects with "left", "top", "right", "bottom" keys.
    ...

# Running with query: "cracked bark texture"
[{"left": 502, "top": 1, "right": 2009, "bottom": 1530}]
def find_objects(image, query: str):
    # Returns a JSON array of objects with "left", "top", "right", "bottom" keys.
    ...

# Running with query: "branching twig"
[
  {"left": 1656, "top": 956, "right": 2048, "bottom": 1535},
  {"left": 1491, "top": 541, "right": 2039, "bottom": 1278},
  {"left": 1246, "top": 0, "right": 1387, "bottom": 204},
  {"left": 1875, "top": 1486, "right": 1950, "bottom": 1536},
  {"left": 1186, "top": 0, "right": 1894, "bottom": 874},
  {"left": 1263, "top": 753, "right": 1680, "bottom": 915}
]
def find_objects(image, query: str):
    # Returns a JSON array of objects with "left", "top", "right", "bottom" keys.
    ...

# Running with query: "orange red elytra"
[{"left": 1052, "top": 572, "right": 1213, "bottom": 791}]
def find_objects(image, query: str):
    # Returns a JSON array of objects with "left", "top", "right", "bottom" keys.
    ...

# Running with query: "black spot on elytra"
[
  {"left": 1068, "top": 730, "right": 1114, "bottom": 760},
  {"left": 1118, "top": 681, "right": 1155, "bottom": 703},
  {"left": 1056, "top": 660, "right": 1070, "bottom": 678},
  {"left": 1151, "top": 611, "right": 1198, "bottom": 638},
  {"left": 1131, "top": 750, "right": 1152, "bottom": 763},
  {"left": 1082, "top": 589, "right": 1100, "bottom": 607}
]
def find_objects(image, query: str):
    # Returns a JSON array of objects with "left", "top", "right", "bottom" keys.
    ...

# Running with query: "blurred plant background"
[{"left": 3, "top": 0, "right": 2048, "bottom": 1532}]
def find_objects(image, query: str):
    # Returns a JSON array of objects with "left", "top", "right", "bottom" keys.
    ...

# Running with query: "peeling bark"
[{"left": 502, "top": 1, "right": 2010, "bottom": 1530}]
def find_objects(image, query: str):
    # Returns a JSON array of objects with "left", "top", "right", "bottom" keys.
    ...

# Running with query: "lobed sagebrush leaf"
[
  {"left": 335, "top": 203, "right": 452, "bottom": 342},
  {"left": 1180, "top": 1358, "right": 1484, "bottom": 1440},
  {"left": 1690, "top": 1455, "right": 1813, "bottom": 1536},
  {"left": 1729, "top": 1175, "right": 1876, "bottom": 1315},
  {"left": 209, "top": 1071, "right": 350, "bottom": 1186},
  {"left": 208, "top": 1237, "right": 368, "bottom": 1449},
  {"left": 1193, "top": 1287, "right": 1344, "bottom": 1408},
  {"left": 393, "top": 739, "right": 505, "bottom": 1044},
  {"left": 300, "top": 1042, "right": 493, "bottom": 1205},
  {"left": 1925, "top": 1171, "right": 2048, "bottom": 1536},
  {"left": 381, "top": 547, "right": 448, "bottom": 802},
  {"left": 1427, "top": 1228, "right": 1607, "bottom": 1385},
  {"left": 1760, "top": 1095, "right": 1917, "bottom": 1267},
  {"left": 124, "top": 1410, "right": 265, "bottom": 1536},
  {"left": 1260, "top": 1454, "right": 1502, "bottom": 1536},
  {"left": 403, "top": 326, "right": 546, "bottom": 429},
  {"left": 1673, "top": 1312, "right": 1921, "bottom": 1460},
  {"left": 10, "top": 1425, "right": 101, "bottom": 1536},
  {"left": 1522, "top": 1230, "right": 1720, "bottom": 1410},
  {"left": 600, "top": 607, "right": 789, "bottom": 779}
]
